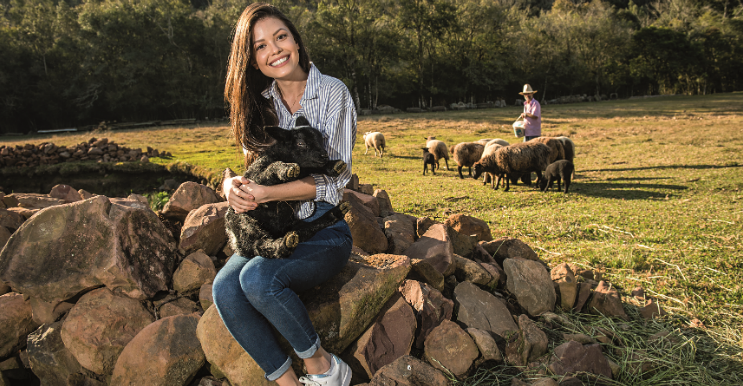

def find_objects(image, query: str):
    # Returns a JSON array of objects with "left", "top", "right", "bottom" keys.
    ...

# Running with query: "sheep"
[
  {"left": 475, "top": 138, "right": 494, "bottom": 146},
  {"left": 424, "top": 136, "right": 450, "bottom": 171},
  {"left": 555, "top": 136, "right": 575, "bottom": 162},
  {"left": 422, "top": 147, "right": 436, "bottom": 175},
  {"left": 472, "top": 141, "right": 551, "bottom": 192},
  {"left": 450, "top": 142, "right": 485, "bottom": 179},
  {"left": 530, "top": 137, "right": 566, "bottom": 164},
  {"left": 364, "top": 131, "right": 385, "bottom": 157},
  {"left": 540, "top": 160, "right": 574, "bottom": 193},
  {"left": 475, "top": 138, "right": 509, "bottom": 147},
  {"left": 225, "top": 116, "right": 350, "bottom": 259},
  {"left": 478, "top": 141, "right": 505, "bottom": 185}
]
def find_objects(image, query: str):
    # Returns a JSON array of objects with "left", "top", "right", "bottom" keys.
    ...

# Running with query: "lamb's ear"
[
  {"left": 265, "top": 126, "right": 288, "bottom": 141},
  {"left": 294, "top": 116, "right": 310, "bottom": 128}
]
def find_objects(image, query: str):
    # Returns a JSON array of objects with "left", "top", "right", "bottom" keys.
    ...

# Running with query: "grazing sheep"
[
  {"left": 555, "top": 136, "right": 575, "bottom": 162},
  {"left": 450, "top": 142, "right": 485, "bottom": 179},
  {"left": 225, "top": 117, "right": 350, "bottom": 259},
  {"left": 364, "top": 131, "right": 385, "bottom": 157},
  {"left": 422, "top": 147, "right": 437, "bottom": 175},
  {"left": 540, "top": 160, "right": 574, "bottom": 193},
  {"left": 488, "top": 138, "right": 510, "bottom": 147},
  {"left": 424, "top": 136, "right": 450, "bottom": 171},
  {"left": 531, "top": 137, "right": 566, "bottom": 164},
  {"left": 479, "top": 141, "right": 505, "bottom": 185},
  {"left": 475, "top": 138, "right": 494, "bottom": 146},
  {"left": 472, "top": 141, "right": 551, "bottom": 192}
]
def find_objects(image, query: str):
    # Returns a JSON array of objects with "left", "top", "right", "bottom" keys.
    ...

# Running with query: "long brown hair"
[{"left": 224, "top": 3, "right": 311, "bottom": 165}]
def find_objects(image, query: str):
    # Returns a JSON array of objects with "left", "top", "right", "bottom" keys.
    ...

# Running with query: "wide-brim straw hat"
[{"left": 519, "top": 84, "right": 538, "bottom": 95}]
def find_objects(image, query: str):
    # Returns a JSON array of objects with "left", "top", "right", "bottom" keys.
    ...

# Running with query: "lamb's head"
[
  {"left": 263, "top": 117, "right": 332, "bottom": 170},
  {"left": 472, "top": 161, "right": 485, "bottom": 180}
]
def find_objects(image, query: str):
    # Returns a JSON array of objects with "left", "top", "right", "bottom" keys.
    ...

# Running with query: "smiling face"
[{"left": 251, "top": 17, "right": 304, "bottom": 80}]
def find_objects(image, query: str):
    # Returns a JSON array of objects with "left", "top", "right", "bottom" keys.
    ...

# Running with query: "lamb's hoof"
[
  {"left": 286, "top": 164, "right": 300, "bottom": 178},
  {"left": 333, "top": 160, "right": 347, "bottom": 174},
  {"left": 339, "top": 201, "right": 352, "bottom": 216},
  {"left": 285, "top": 232, "right": 299, "bottom": 249}
]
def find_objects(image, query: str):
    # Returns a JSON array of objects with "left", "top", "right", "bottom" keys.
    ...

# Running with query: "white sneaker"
[{"left": 298, "top": 354, "right": 351, "bottom": 386}]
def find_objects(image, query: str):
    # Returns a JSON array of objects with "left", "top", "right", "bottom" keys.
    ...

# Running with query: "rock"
[
  {"left": 446, "top": 226, "right": 478, "bottom": 258},
  {"left": 29, "top": 298, "right": 74, "bottom": 325},
  {"left": 479, "top": 262, "right": 503, "bottom": 288},
  {"left": 125, "top": 193, "right": 149, "bottom": 207},
  {"left": 558, "top": 377, "right": 583, "bottom": 386},
  {"left": 0, "top": 293, "right": 40, "bottom": 358},
  {"left": 346, "top": 294, "right": 416, "bottom": 378},
  {"left": 5, "top": 206, "right": 36, "bottom": 220},
  {"left": 453, "top": 281, "right": 517, "bottom": 338},
  {"left": 511, "top": 379, "right": 529, "bottom": 386},
  {"left": 573, "top": 282, "right": 593, "bottom": 312},
  {"left": 506, "top": 315, "right": 548, "bottom": 366},
  {"left": 631, "top": 286, "right": 645, "bottom": 300},
  {"left": 27, "top": 321, "right": 83, "bottom": 385},
  {"left": 503, "top": 258, "right": 556, "bottom": 316},
  {"left": 110, "top": 314, "right": 204, "bottom": 386},
  {"left": 198, "top": 254, "right": 411, "bottom": 385},
  {"left": 162, "top": 182, "right": 221, "bottom": 221},
  {"left": 466, "top": 328, "right": 502, "bottom": 362},
  {"left": 61, "top": 288, "right": 155, "bottom": 375},
  {"left": 199, "top": 283, "right": 214, "bottom": 310},
  {"left": 551, "top": 263, "right": 578, "bottom": 310},
  {"left": 586, "top": 281, "right": 628, "bottom": 320},
  {"left": 343, "top": 191, "right": 387, "bottom": 254},
  {"left": 384, "top": 213, "right": 417, "bottom": 254},
  {"left": 0, "top": 282, "right": 9, "bottom": 296},
  {"left": 416, "top": 217, "right": 436, "bottom": 238},
  {"left": 548, "top": 341, "right": 612, "bottom": 379},
  {"left": 0, "top": 227, "right": 11, "bottom": 250},
  {"left": 532, "top": 379, "right": 559, "bottom": 386},
  {"left": 0, "top": 196, "right": 177, "bottom": 319},
  {"left": 49, "top": 184, "right": 83, "bottom": 203},
  {"left": 481, "top": 237, "right": 539, "bottom": 265},
  {"left": 358, "top": 184, "right": 375, "bottom": 196},
  {"left": 408, "top": 258, "right": 445, "bottom": 292},
  {"left": 373, "top": 189, "right": 394, "bottom": 217},
  {"left": 78, "top": 189, "right": 94, "bottom": 200},
  {"left": 639, "top": 299, "right": 667, "bottom": 320},
  {"left": 0, "top": 209, "right": 24, "bottom": 231},
  {"left": 398, "top": 280, "right": 453, "bottom": 349},
  {"left": 472, "top": 242, "right": 497, "bottom": 265},
  {"left": 179, "top": 202, "right": 229, "bottom": 256},
  {"left": 444, "top": 214, "right": 492, "bottom": 242},
  {"left": 562, "top": 334, "right": 596, "bottom": 345},
  {"left": 344, "top": 189, "right": 381, "bottom": 217},
  {"left": 1, "top": 195, "right": 18, "bottom": 208},
  {"left": 173, "top": 250, "right": 217, "bottom": 294},
  {"left": 346, "top": 174, "right": 359, "bottom": 191},
  {"left": 452, "top": 254, "right": 492, "bottom": 285},
  {"left": 6, "top": 193, "right": 65, "bottom": 210},
  {"left": 159, "top": 297, "right": 200, "bottom": 318},
  {"left": 423, "top": 320, "right": 479, "bottom": 378},
  {"left": 404, "top": 224, "right": 453, "bottom": 276},
  {"left": 365, "top": 355, "right": 449, "bottom": 386}
]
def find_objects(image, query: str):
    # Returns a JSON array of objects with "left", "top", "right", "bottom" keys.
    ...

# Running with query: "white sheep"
[
  {"left": 363, "top": 132, "right": 385, "bottom": 157},
  {"left": 450, "top": 142, "right": 485, "bottom": 179},
  {"left": 478, "top": 141, "right": 506, "bottom": 185},
  {"left": 424, "top": 136, "right": 450, "bottom": 171}
]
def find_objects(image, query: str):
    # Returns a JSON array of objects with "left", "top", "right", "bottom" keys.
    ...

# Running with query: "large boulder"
[
  {"left": 0, "top": 196, "right": 177, "bottom": 322},
  {"left": 197, "top": 254, "right": 411, "bottom": 385},
  {"left": 162, "top": 182, "right": 221, "bottom": 222},
  {"left": 345, "top": 293, "right": 417, "bottom": 379},
  {"left": 398, "top": 280, "right": 453, "bottom": 349},
  {"left": 444, "top": 214, "right": 492, "bottom": 242},
  {"left": 173, "top": 250, "right": 217, "bottom": 294},
  {"left": 383, "top": 213, "right": 417, "bottom": 255},
  {"left": 404, "top": 224, "right": 454, "bottom": 276},
  {"left": 373, "top": 189, "right": 394, "bottom": 218},
  {"left": 49, "top": 184, "right": 83, "bottom": 204},
  {"left": 453, "top": 281, "right": 517, "bottom": 339},
  {"left": 480, "top": 237, "right": 539, "bottom": 265},
  {"left": 178, "top": 202, "right": 229, "bottom": 256},
  {"left": 551, "top": 263, "right": 578, "bottom": 310},
  {"left": 0, "top": 293, "right": 40, "bottom": 358},
  {"left": 452, "top": 254, "right": 492, "bottom": 286},
  {"left": 587, "top": 281, "right": 629, "bottom": 320},
  {"left": 343, "top": 192, "right": 388, "bottom": 254},
  {"left": 5, "top": 193, "right": 65, "bottom": 210},
  {"left": 362, "top": 355, "right": 449, "bottom": 386},
  {"left": 110, "top": 314, "right": 204, "bottom": 386},
  {"left": 61, "top": 288, "right": 155, "bottom": 375},
  {"left": 158, "top": 297, "right": 200, "bottom": 318},
  {"left": 503, "top": 258, "right": 556, "bottom": 316},
  {"left": 423, "top": 320, "right": 479, "bottom": 378},
  {"left": 548, "top": 341, "right": 613, "bottom": 379},
  {"left": 466, "top": 328, "right": 502, "bottom": 362},
  {"left": 0, "top": 227, "right": 11, "bottom": 253},
  {"left": 505, "top": 315, "right": 548, "bottom": 366},
  {"left": 0, "top": 209, "right": 24, "bottom": 231},
  {"left": 344, "top": 189, "right": 380, "bottom": 217},
  {"left": 199, "top": 283, "right": 214, "bottom": 311},
  {"left": 27, "top": 321, "right": 83, "bottom": 385}
]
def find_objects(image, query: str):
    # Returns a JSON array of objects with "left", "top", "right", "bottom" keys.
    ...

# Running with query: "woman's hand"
[{"left": 223, "top": 175, "right": 258, "bottom": 213}]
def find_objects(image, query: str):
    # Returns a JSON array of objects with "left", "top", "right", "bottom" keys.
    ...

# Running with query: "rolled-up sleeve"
[{"left": 312, "top": 82, "right": 357, "bottom": 205}]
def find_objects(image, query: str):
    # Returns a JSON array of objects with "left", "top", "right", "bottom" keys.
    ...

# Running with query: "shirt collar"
[{"left": 261, "top": 63, "right": 321, "bottom": 101}]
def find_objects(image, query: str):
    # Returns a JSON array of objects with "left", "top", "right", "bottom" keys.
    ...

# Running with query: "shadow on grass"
[
  {"left": 568, "top": 181, "right": 688, "bottom": 200},
  {"left": 582, "top": 164, "right": 742, "bottom": 173}
]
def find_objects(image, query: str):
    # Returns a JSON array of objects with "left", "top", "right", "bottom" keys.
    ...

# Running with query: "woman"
[{"left": 212, "top": 3, "right": 356, "bottom": 386}]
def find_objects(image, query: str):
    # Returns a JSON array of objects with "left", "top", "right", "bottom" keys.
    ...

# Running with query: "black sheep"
[
  {"left": 225, "top": 117, "right": 350, "bottom": 259},
  {"left": 540, "top": 160, "right": 574, "bottom": 193},
  {"left": 422, "top": 147, "right": 436, "bottom": 175}
]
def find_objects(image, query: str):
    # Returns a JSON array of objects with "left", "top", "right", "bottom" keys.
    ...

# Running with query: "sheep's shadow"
[
  {"left": 581, "top": 164, "right": 741, "bottom": 173},
  {"left": 568, "top": 181, "right": 688, "bottom": 200}
]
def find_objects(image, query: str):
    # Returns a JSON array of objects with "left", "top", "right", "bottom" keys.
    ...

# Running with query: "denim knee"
[{"left": 239, "top": 263, "right": 279, "bottom": 310}]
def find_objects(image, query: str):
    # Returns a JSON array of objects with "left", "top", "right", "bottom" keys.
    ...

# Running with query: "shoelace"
[{"left": 298, "top": 376, "right": 321, "bottom": 386}]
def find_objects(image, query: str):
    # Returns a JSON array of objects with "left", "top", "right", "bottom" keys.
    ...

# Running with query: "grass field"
[{"left": 3, "top": 92, "right": 742, "bottom": 383}]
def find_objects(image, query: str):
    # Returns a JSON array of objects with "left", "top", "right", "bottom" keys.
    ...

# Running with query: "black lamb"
[
  {"left": 422, "top": 147, "right": 437, "bottom": 175},
  {"left": 540, "top": 160, "right": 574, "bottom": 193},
  {"left": 225, "top": 117, "right": 350, "bottom": 259}
]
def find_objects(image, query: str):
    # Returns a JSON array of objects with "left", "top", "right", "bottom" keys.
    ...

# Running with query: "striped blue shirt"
[{"left": 255, "top": 63, "right": 357, "bottom": 219}]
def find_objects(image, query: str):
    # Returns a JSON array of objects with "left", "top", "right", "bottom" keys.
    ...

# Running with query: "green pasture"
[{"left": 3, "top": 92, "right": 742, "bottom": 384}]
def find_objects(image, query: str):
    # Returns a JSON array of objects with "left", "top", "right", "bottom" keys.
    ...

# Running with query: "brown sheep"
[
  {"left": 478, "top": 141, "right": 505, "bottom": 185},
  {"left": 472, "top": 141, "right": 551, "bottom": 191},
  {"left": 531, "top": 137, "right": 566, "bottom": 164},
  {"left": 450, "top": 142, "right": 485, "bottom": 179},
  {"left": 424, "top": 136, "right": 450, "bottom": 171}
]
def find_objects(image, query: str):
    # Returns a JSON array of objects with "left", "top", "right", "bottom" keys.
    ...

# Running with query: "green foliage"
[{"left": 145, "top": 190, "right": 170, "bottom": 211}]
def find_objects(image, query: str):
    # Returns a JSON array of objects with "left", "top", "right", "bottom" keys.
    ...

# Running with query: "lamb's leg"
[
  {"left": 365, "top": 145, "right": 369, "bottom": 155},
  {"left": 250, "top": 161, "right": 300, "bottom": 185},
  {"left": 563, "top": 173, "right": 571, "bottom": 193},
  {"left": 423, "top": 163, "right": 427, "bottom": 175},
  {"left": 458, "top": 166, "right": 464, "bottom": 179},
  {"left": 444, "top": 159, "right": 450, "bottom": 171},
  {"left": 556, "top": 176, "right": 562, "bottom": 192},
  {"left": 290, "top": 202, "right": 351, "bottom": 242},
  {"left": 468, "top": 166, "right": 473, "bottom": 177},
  {"left": 252, "top": 236, "right": 295, "bottom": 259},
  {"left": 504, "top": 175, "right": 511, "bottom": 192},
  {"left": 494, "top": 174, "right": 502, "bottom": 190}
]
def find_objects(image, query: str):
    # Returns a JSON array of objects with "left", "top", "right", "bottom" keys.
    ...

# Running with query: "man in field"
[{"left": 520, "top": 84, "right": 541, "bottom": 142}]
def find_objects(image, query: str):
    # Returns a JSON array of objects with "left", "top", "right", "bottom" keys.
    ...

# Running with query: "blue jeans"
[
  {"left": 524, "top": 135, "right": 540, "bottom": 142},
  {"left": 212, "top": 201, "right": 352, "bottom": 381}
]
